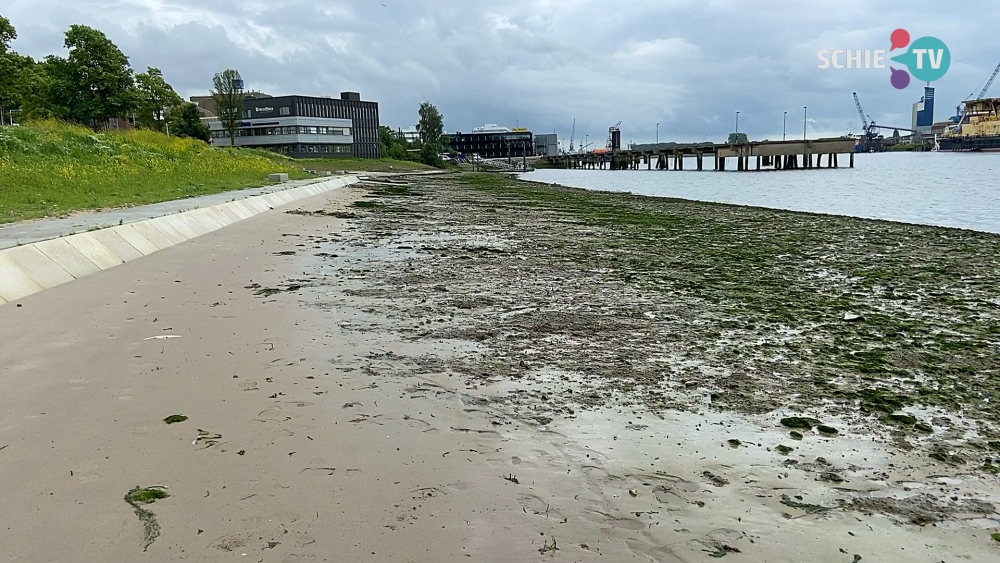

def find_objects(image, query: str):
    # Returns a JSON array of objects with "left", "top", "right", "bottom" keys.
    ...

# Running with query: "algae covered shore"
[{"left": 345, "top": 172, "right": 1000, "bottom": 465}]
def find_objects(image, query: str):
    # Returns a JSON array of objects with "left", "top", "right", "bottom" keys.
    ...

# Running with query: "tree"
[
  {"left": 419, "top": 142, "right": 444, "bottom": 167},
  {"left": 0, "top": 14, "right": 16, "bottom": 53},
  {"left": 43, "top": 25, "right": 137, "bottom": 127},
  {"left": 212, "top": 69, "right": 244, "bottom": 146},
  {"left": 0, "top": 15, "right": 42, "bottom": 125},
  {"left": 416, "top": 102, "right": 443, "bottom": 148},
  {"left": 0, "top": 15, "right": 27, "bottom": 123},
  {"left": 379, "top": 125, "right": 412, "bottom": 161},
  {"left": 168, "top": 102, "right": 210, "bottom": 142},
  {"left": 136, "top": 67, "right": 181, "bottom": 132}
]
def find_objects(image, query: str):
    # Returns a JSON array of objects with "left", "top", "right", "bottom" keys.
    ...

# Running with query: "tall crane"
[
  {"left": 955, "top": 61, "right": 1000, "bottom": 126},
  {"left": 853, "top": 92, "right": 879, "bottom": 148},
  {"left": 569, "top": 118, "right": 576, "bottom": 153}
]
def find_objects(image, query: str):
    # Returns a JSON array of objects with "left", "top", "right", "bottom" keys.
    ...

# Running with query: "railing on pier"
[{"left": 546, "top": 138, "right": 858, "bottom": 171}]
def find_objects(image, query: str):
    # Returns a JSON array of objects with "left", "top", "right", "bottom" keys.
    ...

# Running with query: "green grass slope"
[{"left": 0, "top": 121, "right": 307, "bottom": 224}]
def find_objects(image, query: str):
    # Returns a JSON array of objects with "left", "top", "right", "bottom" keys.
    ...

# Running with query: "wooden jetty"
[{"left": 546, "top": 138, "right": 858, "bottom": 171}]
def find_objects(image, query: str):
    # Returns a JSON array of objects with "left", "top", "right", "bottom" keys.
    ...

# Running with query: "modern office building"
[
  {"left": 448, "top": 124, "right": 534, "bottom": 159},
  {"left": 208, "top": 92, "right": 381, "bottom": 158},
  {"left": 534, "top": 133, "right": 558, "bottom": 156},
  {"left": 191, "top": 91, "right": 271, "bottom": 120}
]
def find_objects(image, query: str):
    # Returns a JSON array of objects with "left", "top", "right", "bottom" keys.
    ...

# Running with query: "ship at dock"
[{"left": 939, "top": 97, "right": 1000, "bottom": 151}]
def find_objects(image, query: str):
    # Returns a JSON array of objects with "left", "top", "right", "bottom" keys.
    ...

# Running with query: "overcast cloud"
[{"left": 5, "top": 0, "right": 1000, "bottom": 144}]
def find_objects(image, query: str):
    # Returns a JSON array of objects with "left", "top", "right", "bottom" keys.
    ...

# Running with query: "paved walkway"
[{"left": 0, "top": 177, "right": 333, "bottom": 250}]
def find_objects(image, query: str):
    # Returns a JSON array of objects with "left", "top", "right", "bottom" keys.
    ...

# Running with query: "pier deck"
[{"left": 547, "top": 138, "right": 857, "bottom": 171}]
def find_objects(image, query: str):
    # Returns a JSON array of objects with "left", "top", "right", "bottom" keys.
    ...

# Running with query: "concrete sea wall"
[{"left": 0, "top": 176, "right": 359, "bottom": 305}]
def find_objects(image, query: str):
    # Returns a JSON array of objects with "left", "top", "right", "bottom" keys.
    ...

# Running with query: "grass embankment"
[
  {"left": 296, "top": 157, "right": 435, "bottom": 174},
  {"left": 0, "top": 121, "right": 309, "bottom": 224}
]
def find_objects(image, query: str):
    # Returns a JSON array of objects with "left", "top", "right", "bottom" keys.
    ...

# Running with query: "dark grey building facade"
[
  {"left": 448, "top": 130, "right": 534, "bottom": 159},
  {"left": 209, "top": 92, "right": 380, "bottom": 158}
]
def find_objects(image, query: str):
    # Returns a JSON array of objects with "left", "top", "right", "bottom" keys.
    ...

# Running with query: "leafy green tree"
[
  {"left": 135, "top": 67, "right": 181, "bottom": 132},
  {"left": 14, "top": 59, "right": 55, "bottom": 120},
  {"left": 378, "top": 125, "right": 412, "bottom": 160},
  {"left": 0, "top": 14, "right": 16, "bottom": 53},
  {"left": 416, "top": 101, "right": 443, "bottom": 148},
  {"left": 418, "top": 142, "right": 443, "bottom": 167},
  {"left": 43, "top": 25, "right": 138, "bottom": 127},
  {"left": 211, "top": 69, "right": 244, "bottom": 146},
  {"left": 0, "top": 15, "right": 38, "bottom": 124},
  {"left": 168, "top": 102, "right": 210, "bottom": 142}
]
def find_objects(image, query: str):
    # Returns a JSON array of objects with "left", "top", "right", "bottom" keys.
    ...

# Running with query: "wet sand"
[{"left": 1, "top": 175, "right": 998, "bottom": 562}]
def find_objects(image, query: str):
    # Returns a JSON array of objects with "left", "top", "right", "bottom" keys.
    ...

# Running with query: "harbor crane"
[
  {"left": 954, "top": 61, "right": 1000, "bottom": 126},
  {"left": 853, "top": 92, "right": 916, "bottom": 151},
  {"left": 569, "top": 118, "right": 576, "bottom": 153},
  {"left": 853, "top": 92, "right": 879, "bottom": 146}
]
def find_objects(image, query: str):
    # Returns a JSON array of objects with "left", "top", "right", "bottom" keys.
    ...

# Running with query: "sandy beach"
[{"left": 1, "top": 173, "right": 999, "bottom": 562}]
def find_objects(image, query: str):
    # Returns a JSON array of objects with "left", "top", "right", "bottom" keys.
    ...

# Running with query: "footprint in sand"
[
  {"left": 625, "top": 538, "right": 687, "bottom": 562},
  {"left": 582, "top": 508, "right": 647, "bottom": 531},
  {"left": 402, "top": 415, "right": 435, "bottom": 431},
  {"left": 255, "top": 407, "right": 292, "bottom": 423},
  {"left": 517, "top": 493, "right": 565, "bottom": 519}
]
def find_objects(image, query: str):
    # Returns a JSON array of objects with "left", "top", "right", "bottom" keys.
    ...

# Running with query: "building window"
[{"left": 280, "top": 107, "right": 290, "bottom": 116}]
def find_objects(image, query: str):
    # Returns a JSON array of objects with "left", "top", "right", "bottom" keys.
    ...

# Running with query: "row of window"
[
  {"left": 244, "top": 107, "right": 291, "bottom": 117},
  {"left": 213, "top": 126, "right": 352, "bottom": 139},
  {"left": 268, "top": 144, "right": 353, "bottom": 155},
  {"left": 241, "top": 126, "right": 352, "bottom": 137}
]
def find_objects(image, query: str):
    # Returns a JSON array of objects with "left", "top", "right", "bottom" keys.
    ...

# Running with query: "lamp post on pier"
[
  {"left": 803, "top": 106, "right": 808, "bottom": 140},
  {"left": 735, "top": 111, "right": 740, "bottom": 137},
  {"left": 656, "top": 122, "right": 659, "bottom": 147},
  {"left": 783, "top": 111, "right": 787, "bottom": 141}
]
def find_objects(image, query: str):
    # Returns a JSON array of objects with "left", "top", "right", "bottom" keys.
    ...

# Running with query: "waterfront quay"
[{"left": 547, "top": 138, "right": 858, "bottom": 171}]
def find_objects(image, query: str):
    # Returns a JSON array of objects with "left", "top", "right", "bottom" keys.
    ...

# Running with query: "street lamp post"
[
  {"left": 783, "top": 111, "right": 787, "bottom": 141},
  {"left": 803, "top": 106, "right": 808, "bottom": 140},
  {"left": 656, "top": 122, "right": 659, "bottom": 147},
  {"left": 735, "top": 112, "right": 740, "bottom": 137}
]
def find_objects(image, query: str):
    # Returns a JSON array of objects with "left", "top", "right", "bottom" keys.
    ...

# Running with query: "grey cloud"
[{"left": 4, "top": 0, "right": 1000, "bottom": 143}]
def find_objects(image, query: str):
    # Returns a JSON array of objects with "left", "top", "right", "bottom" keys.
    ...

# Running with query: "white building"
[
  {"left": 397, "top": 126, "right": 420, "bottom": 143},
  {"left": 473, "top": 124, "right": 512, "bottom": 133}
]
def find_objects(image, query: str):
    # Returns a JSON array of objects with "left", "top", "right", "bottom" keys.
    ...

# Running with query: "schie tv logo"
[{"left": 817, "top": 28, "right": 950, "bottom": 89}]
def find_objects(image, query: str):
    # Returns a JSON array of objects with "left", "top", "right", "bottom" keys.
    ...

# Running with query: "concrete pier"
[{"left": 548, "top": 138, "right": 857, "bottom": 172}]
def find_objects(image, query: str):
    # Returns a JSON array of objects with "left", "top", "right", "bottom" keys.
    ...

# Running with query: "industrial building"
[
  {"left": 208, "top": 92, "right": 381, "bottom": 158},
  {"left": 534, "top": 133, "right": 558, "bottom": 156},
  {"left": 911, "top": 86, "right": 935, "bottom": 138},
  {"left": 448, "top": 124, "right": 534, "bottom": 159}
]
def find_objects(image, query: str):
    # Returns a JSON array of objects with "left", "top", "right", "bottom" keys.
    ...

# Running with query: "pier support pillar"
[
  {"left": 719, "top": 157, "right": 726, "bottom": 171},
  {"left": 677, "top": 152, "right": 683, "bottom": 170},
  {"left": 834, "top": 153, "right": 839, "bottom": 168},
  {"left": 697, "top": 152, "right": 703, "bottom": 171},
  {"left": 849, "top": 152, "right": 854, "bottom": 168},
  {"left": 755, "top": 156, "right": 760, "bottom": 171}
]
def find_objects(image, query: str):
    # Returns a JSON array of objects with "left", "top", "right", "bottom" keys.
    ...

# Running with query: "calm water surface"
[{"left": 520, "top": 152, "right": 1000, "bottom": 233}]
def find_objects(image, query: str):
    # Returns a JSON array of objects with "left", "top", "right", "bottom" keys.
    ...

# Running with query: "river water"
[{"left": 520, "top": 151, "right": 1000, "bottom": 234}]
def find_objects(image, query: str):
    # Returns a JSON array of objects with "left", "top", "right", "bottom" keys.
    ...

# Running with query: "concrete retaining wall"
[{"left": 0, "top": 176, "right": 359, "bottom": 305}]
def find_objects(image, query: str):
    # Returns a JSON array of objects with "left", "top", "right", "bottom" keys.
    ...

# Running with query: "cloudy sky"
[{"left": 4, "top": 0, "right": 1000, "bottom": 144}]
